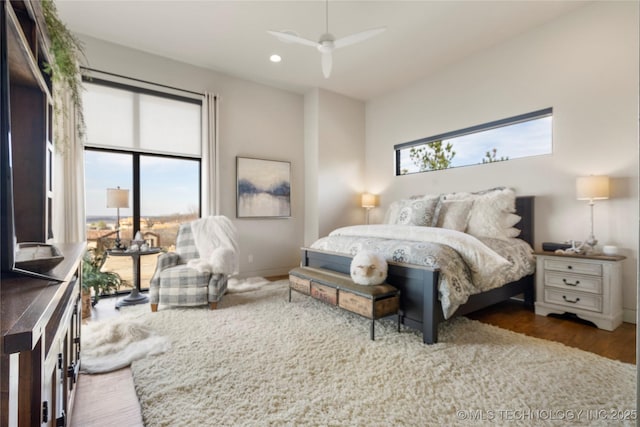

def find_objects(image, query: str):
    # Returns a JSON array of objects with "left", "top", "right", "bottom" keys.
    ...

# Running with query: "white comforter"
[{"left": 311, "top": 225, "right": 535, "bottom": 318}]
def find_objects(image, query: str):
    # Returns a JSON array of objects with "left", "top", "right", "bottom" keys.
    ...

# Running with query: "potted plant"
[
  {"left": 82, "top": 248, "right": 121, "bottom": 317},
  {"left": 42, "top": 0, "right": 87, "bottom": 149}
]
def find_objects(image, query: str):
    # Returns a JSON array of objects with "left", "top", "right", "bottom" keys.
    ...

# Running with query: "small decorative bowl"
[{"left": 15, "top": 243, "right": 64, "bottom": 272}]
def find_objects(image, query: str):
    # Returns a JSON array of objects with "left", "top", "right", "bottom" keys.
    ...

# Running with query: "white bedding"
[
  {"left": 329, "top": 225, "right": 511, "bottom": 286},
  {"left": 311, "top": 225, "right": 535, "bottom": 318}
]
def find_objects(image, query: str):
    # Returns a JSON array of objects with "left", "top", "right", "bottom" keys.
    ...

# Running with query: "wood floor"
[
  {"left": 70, "top": 282, "right": 636, "bottom": 427},
  {"left": 468, "top": 300, "right": 636, "bottom": 364}
]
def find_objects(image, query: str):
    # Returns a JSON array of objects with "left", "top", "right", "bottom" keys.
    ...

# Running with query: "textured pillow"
[
  {"left": 435, "top": 199, "right": 474, "bottom": 231},
  {"left": 465, "top": 188, "right": 518, "bottom": 239},
  {"left": 384, "top": 196, "right": 440, "bottom": 226},
  {"left": 437, "top": 187, "right": 520, "bottom": 239},
  {"left": 502, "top": 213, "right": 522, "bottom": 238}
]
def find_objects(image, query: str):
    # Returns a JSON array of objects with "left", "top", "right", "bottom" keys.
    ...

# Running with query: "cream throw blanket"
[{"left": 187, "top": 216, "right": 239, "bottom": 275}]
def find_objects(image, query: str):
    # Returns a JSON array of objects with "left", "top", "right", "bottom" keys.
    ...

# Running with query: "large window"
[
  {"left": 83, "top": 76, "right": 202, "bottom": 291},
  {"left": 395, "top": 108, "right": 552, "bottom": 175}
]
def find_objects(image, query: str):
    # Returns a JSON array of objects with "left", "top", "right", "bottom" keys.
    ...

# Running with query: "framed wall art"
[{"left": 236, "top": 157, "right": 291, "bottom": 218}]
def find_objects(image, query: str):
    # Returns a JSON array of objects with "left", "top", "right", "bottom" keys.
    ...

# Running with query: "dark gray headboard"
[{"left": 515, "top": 196, "right": 535, "bottom": 247}]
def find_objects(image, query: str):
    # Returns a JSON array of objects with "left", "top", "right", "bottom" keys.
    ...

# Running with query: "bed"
[{"left": 301, "top": 190, "right": 535, "bottom": 344}]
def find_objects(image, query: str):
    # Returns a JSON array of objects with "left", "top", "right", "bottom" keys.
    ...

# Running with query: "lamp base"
[{"left": 114, "top": 229, "right": 126, "bottom": 250}]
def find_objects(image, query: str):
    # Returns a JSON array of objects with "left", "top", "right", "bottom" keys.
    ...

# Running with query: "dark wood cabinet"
[
  {"left": 4, "top": 0, "right": 54, "bottom": 244},
  {"left": 1, "top": 1, "right": 81, "bottom": 425},
  {"left": 1, "top": 243, "right": 85, "bottom": 426}
]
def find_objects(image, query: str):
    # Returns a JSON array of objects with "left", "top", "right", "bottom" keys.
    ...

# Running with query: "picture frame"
[{"left": 236, "top": 157, "right": 291, "bottom": 218}]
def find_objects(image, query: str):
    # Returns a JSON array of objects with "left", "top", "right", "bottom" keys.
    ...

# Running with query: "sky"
[
  {"left": 85, "top": 150, "right": 199, "bottom": 218},
  {"left": 399, "top": 116, "right": 552, "bottom": 174}
]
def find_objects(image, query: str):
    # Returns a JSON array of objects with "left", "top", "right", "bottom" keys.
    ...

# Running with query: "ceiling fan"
[{"left": 267, "top": 0, "right": 386, "bottom": 79}]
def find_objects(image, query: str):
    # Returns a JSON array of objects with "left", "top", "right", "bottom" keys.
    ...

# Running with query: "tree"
[
  {"left": 409, "top": 140, "right": 456, "bottom": 172},
  {"left": 482, "top": 148, "right": 509, "bottom": 164}
]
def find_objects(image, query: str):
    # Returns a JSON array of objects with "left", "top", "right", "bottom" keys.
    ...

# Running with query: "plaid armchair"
[{"left": 149, "top": 222, "right": 228, "bottom": 311}]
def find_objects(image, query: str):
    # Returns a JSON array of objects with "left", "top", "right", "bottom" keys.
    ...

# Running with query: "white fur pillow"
[
  {"left": 350, "top": 251, "right": 388, "bottom": 285},
  {"left": 441, "top": 187, "right": 519, "bottom": 239}
]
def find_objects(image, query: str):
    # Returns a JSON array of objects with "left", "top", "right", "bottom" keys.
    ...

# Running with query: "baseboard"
[
  {"left": 623, "top": 308, "right": 637, "bottom": 324},
  {"left": 238, "top": 266, "right": 294, "bottom": 280}
]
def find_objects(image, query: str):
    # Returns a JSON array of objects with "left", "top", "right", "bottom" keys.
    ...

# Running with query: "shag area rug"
[
  {"left": 125, "top": 281, "right": 636, "bottom": 426},
  {"left": 80, "top": 277, "right": 269, "bottom": 374},
  {"left": 81, "top": 317, "right": 170, "bottom": 374}
]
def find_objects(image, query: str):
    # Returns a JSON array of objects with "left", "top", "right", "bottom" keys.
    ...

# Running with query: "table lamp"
[
  {"left": 576, "top": 175, "right": 609, "bottom": 249},
  {"left": 361, "top": 193, "right": 378, "bottom": 224},
  {"left": 107, "top": 186, "right": 130, "bottom": 249}
]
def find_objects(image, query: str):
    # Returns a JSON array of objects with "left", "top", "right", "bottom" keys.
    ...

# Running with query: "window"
[
  {"left": 83, "top": 76, "right": 202, "bottom": 291},
  {"left": 83, "top": 80, "right": 201, "bottom": 156},
  {"left": 395, "top": 108, "right": 552, "bottom": 175}
]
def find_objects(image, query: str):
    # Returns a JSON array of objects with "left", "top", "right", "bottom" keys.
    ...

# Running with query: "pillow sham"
[
  {"left": 438, "top": 187, "right": 520, "bottom": 239},
  {"left": 434, "top": 199, "right": 474, "bottom": 231},
  {"left": 384, "top": 196, "right": 440, "bottom": 226}
]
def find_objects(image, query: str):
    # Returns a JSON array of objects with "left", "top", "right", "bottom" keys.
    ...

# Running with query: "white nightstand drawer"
[
  {"left": 543, "top": 259, "right": 602, "bottom": 276},
  {"left": 544, "top": 271, "right": 602, "bottom": 294},
  {"left": 544, "top": 288, "right": 602, "bottom": 313}
]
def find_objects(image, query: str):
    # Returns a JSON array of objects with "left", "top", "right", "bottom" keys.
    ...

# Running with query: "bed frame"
[{"left": 301, "top": 196, "right": 535, "bottom": 344}]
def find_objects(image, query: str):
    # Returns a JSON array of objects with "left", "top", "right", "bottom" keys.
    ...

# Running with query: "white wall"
[
  {"left": 365, "top": 1, "right": 639, "bottom": 322},
  {"left": 78, "top": 35, "right": 305, "bottom": 277},
  {"left": 305, "top": 89, "right": 366, "bottom": 245}
]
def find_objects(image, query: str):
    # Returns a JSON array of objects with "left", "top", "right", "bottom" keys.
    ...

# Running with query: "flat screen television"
[{"left": 1, "top": 5, "right": 61, "bottom": 282}]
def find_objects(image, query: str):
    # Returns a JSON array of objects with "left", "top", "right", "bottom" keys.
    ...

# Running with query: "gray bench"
[{"left": 288, "top": 266, "right": 400, "bottom": 340}]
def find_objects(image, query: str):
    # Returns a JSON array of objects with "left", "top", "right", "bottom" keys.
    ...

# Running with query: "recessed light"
[{"left": 270, "top": 54, "right": 282, "bottom": 63}]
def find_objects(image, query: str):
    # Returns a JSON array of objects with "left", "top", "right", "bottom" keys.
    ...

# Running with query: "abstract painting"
[{"left": 236, "top": 157, "right": 291, "bottom": 218}]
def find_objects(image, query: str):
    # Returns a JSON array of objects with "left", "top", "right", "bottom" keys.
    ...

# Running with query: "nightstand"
[{"left": 534, "top": 251, "right": 626, "bottom": 331}]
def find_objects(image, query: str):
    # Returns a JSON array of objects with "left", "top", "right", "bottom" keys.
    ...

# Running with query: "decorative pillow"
[
  {"left": 466, "top": 188, "right": 518, "bottom": 239},
  {"left": 442, "top": 187, "right": 519, "bottom": 239},
  {"left": 350, "top": 251, "right": 388, "bottom": 285},
  {"left": 435, "top": 199, "right": 474, "bottom": 231},
  {"left": 384, "top": 196, "right": 440, "bottom": 226},
  {"left": 502, "top": 213, "right": 522, "bottom": 238}
]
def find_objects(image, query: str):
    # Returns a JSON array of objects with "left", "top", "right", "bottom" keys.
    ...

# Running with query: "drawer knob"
[
  {"left": 567, "top": 265, "right": 573, "bottom": 270},
  {"left": 562, "top": 295, "right": 580, "bottom": 304},
  {"left": 562, "top": 278, "right": 580, "bottom": 286}
]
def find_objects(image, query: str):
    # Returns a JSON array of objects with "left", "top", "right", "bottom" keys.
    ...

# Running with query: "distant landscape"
[
  {"left": 86, "top": 212, "right": 198, "bottom": 259},
  {"left": 85, "top": 214, "right": 198, "bottom": 292},
  {"left": 86, "top": 212, "right": 198, "bottom": 228}
]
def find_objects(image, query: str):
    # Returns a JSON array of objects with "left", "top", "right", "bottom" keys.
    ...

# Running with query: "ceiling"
[{"left": 55, "top": 0, "right": 590, "bottom": 101}]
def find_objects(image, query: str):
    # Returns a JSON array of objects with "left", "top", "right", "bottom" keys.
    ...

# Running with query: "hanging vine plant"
[{"left": 41, "top": 0, "right": 87, "bottom": 149}]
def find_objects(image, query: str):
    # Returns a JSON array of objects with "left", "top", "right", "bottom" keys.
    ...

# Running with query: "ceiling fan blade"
[
  {"left": 267, "top": 30, "right": 319, "bottom": 48},
  {"left": 333, "top": 27, "right": 386, "bottom": 49},
  {"left": 321, "top": 52, "right": 332, "bottom": 79}
]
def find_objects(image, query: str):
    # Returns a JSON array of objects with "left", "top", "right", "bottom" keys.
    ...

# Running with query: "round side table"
[{"left": 107, "top": 247, "right": 161, "bottom": 309}]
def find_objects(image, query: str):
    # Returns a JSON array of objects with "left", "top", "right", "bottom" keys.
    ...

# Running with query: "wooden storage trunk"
[
  {"left": 289, "top": 274, "right": 311, "bottom": 295},
  {"left": 311, "top": 282, "right": 338, "bottom": 305},
  {"left": 288, "top": 266, "right": 400, "bottom": 340},
  {"left": 338, "top": 290, "right": 399, "bottom": 319}
]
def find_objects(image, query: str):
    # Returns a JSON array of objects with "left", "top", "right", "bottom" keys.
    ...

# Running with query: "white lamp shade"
[
  {"left": 576, "top": 176, "right": 610, "bottom": 200},
  {"left": 106, "top": 188, "right": 130, "bottom": 208},
  {"left": 361, "top": 193, "right": 378, "bottom": 208}
]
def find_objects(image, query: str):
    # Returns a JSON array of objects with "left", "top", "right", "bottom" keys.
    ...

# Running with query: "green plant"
[
  {"left": 42, "top": 0, "right": 87, "bottom": 149},
  {"left": 82, "top": 249, "right": 121, "bottom": 305},
  {"left": 409, "top": 140, "right": 456, "bottom": 172},
  {"left": 482, "top": 148, "right": 509, "bottom": 164}
]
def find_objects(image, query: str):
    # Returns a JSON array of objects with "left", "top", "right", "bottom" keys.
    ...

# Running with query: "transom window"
[{"left": 395, "top": 108, "right": 553, "bottom": 175}]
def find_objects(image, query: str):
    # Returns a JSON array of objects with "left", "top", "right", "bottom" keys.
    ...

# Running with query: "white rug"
[
  {"left": 125, "top": 280, "right": 636, "bottom": 426},
  {"left": 81, "top": 317, "right": 170, "bottom": 374}
]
